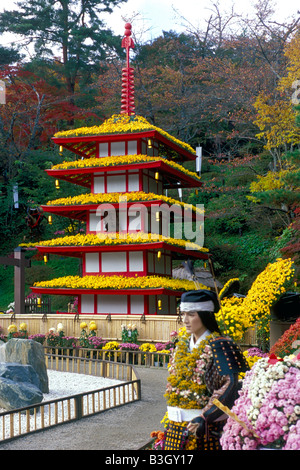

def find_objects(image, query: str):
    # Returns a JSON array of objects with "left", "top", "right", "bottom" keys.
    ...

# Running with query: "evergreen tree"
[
  {"left": 0, "top": 0, "right": 127, "bottom": 95},
  {"left": 0, "top": 45, "right": 22, "bottom": 65}
]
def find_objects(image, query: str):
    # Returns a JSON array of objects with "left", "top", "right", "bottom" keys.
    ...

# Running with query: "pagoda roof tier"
[
  {"left": 53, "top": 114, "right": 196, "bottom": 162},
  {"left": 46, "top": 158, "right": 202, "bottom": 190},
  {"left": 41, "top": 193, "right": 202, "bottom": 222},
  {"left": 41, "top": 202, "right": 198, "bottom": 222},
  {"left": 30, "top": 286, "right": 185, "bottom": 297},
  {"left": 36, "top": 241, "right": 209, "bottom": 260}
]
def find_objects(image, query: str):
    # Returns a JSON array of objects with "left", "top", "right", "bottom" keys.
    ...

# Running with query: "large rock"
[
  {"left": 0, "top": 362, "right": 43, "bottom": 410},
  {"left": 0, "top": 339, "right": 49, "bottom": 393},
  {"left": 0, "top": 362, "right": 41, "bottom": 388}
]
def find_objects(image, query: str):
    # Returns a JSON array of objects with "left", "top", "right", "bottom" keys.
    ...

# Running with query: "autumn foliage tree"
[
  {"left": 95, "top": 13, "right": 299, "bottom": 158},
  {"left": 0, "top": 65, "right": 97, "bottom": 179},
  {"left": 0, "top": 65, "right": 96, "bottom": 249},
  {"left": 247, "top": 31, "right": 300, "bottom": 280},
  {"left": 249, "top": 31, "right": 300, "bottom": 221}
]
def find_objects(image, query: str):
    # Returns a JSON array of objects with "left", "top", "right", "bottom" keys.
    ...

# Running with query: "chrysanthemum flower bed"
[
  {"left": 35, "top": 232, "right": 208, "bottom": 253},
  {"left": 33, "top": 274, "right": 197, "bottom": 291},
  {"left": 51, "top": 154, "right": 200, "bottom": 180},
  {"left": 216, "top": 258, "right": 295, "bottom": 344},
  {"left": 45, "top": 190, "right": 203, "bottom": 216}
]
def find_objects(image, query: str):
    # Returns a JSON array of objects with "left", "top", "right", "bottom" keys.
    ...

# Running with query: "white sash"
[{"left": 167, "top": 406, "right": 202, "bottom": 422}]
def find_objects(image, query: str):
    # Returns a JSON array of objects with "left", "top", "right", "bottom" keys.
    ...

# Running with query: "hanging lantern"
[
  {"left": 55, "top": 179, "right": 60, "bottom": 189},
  {"left": 158, "top": 299, "right": 162, "bottom": 310},
  {"left": 155, "top": 211, "right": 160, "bottom": 222},
  {"left": 195, "top": 189, "right": 198, "bottom": 195},
  {"left": 43, "top": 255, "right": 48, "bottom": 264},
  {"left": 37, "top": 297, "right": 42, "bottom": 307},
  {"left": 157, "top": 250, "right": 162, "bottom": 259},
  {"left": 148, "top": 138, "right": 152, "bottom": 149},
  {"left": 59, "top": 145, "right": 63, "bottom": 155},
  {"left": 48, "top": 215, "right": 52, "bottom": 225},
  {"left": 155, "top": 172, "right": 159, "bottom": 180}
]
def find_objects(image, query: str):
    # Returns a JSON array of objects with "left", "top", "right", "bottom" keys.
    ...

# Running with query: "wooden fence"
[
  {"left": 0, "top": 354, "right": 141, "bottom": 444},
  {"left": 44, "top": 346, "right": 171, "bottom": 368},
  {"left": 0, "top": 313, "right": 185, "bottom": 343}
]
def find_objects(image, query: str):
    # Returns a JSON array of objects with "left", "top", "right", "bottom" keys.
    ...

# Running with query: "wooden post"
[
  {"left": 14, "top": 247, "right": 26, "bottom": 314},
  {"left": 0, "top": 247, "right": 30, "bottom": 314}
]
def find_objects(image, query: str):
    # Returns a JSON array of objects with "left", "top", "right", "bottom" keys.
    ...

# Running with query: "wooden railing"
[
  {"left": 44, "top": 346, "right": 171, "bottom": 368},
  {"left": 0, "top": 354, "right": 141, "bottom": 444}
]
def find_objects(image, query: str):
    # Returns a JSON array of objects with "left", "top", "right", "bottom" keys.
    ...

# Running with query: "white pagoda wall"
[
  {"left": 99, "top": 140, "right": 138, "bottom": 157},
  {"left": 79, "top": 137, "right": 176, "bottom": 316},
  {"left": 93, "top": 171, "right": 140, "bottom": 194},
  {"left": 80, "top": 293, "right": 176, "bottom": 315},
  {"left": 92, "top": 170, "right": 162, "bottom": 195},
  {"left": 84, "top": 251, "right": 144, "bottom": 274},
  {"left": 83, "top": 250, "right": 171, "bottom": 275},
  {"left": 98, "top": 138, "right": 159, "bottom": 158}
]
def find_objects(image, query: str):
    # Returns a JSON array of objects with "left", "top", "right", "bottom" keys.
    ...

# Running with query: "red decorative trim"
[
  {"left": 45, "top": 160, "right": 202, "bottom": 189},
  {"left": 55, "top": 311, "right": 161, "bottom": 315},
  {"left": 35, "top": 242, "right": 209, "bottom": 259},
  {"left": 41, "top": 200, "right": 197, "bottom": 224}
]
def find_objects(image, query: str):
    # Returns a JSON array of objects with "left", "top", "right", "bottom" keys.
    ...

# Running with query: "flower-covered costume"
[
  {"left": 153, "top": 289, "right": 248, "bottom": 451},
  {"left": 162, "top": 328, "right": 248, "bottom": 450}
]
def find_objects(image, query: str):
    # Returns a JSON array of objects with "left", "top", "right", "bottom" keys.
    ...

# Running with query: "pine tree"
[{"left": 0, "top": 0, "right": 126, "bottom": 95}]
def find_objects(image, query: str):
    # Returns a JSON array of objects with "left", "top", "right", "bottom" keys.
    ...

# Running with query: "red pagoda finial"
[{"left": 121, "top": 23, "right": 135, "bottom": 115}]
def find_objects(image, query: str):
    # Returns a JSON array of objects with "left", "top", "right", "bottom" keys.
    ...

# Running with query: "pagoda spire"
[{"left": 121, "top": 23, "right": 135, "bottom": 115}]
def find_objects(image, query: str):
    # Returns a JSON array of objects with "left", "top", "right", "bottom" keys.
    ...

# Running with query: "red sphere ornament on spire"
[{"left": 121, "top": 23, "right": 135, "bottom": 115}]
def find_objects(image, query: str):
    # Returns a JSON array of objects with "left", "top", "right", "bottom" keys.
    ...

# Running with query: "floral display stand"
[{"left": 30, "top": 23, "right": 210, "bottom": 316}]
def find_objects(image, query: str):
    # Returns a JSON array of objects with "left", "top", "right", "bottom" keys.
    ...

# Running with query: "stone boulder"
[
  {"left": 0, "top": 339, "right": 49, "bottom": 393},
  {"left": 0, "top": 363, "right": 43, "bottom": 410}
]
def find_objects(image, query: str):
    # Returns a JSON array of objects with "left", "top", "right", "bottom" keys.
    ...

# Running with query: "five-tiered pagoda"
[{"left": 31, "top": 23, "right": 210, "bottom": 315}]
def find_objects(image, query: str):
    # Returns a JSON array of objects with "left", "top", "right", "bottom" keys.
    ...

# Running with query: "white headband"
[{"left": 180, "top": 300, "right": 215, "bottom": 312}]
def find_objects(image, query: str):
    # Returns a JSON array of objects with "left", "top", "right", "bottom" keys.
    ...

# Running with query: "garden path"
[{"left": 0, "top": 367, "right": 168, "bottom": 451}]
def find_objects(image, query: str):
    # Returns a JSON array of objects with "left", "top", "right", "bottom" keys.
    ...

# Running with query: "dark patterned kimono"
[{"left": 164, "top": 336, "right": 249, "bottom": 451}]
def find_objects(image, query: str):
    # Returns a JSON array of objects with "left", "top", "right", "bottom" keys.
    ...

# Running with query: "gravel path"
[{"left": 0, "top": 367, "right": 168, "bottom": 451}]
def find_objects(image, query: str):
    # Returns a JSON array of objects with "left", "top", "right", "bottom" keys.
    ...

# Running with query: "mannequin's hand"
[
  {"left": 186, "top": 421, "right": 199, "bottom": 434},
  {"left": 187, "top": 416, "right": 206, "bottom": 437}
]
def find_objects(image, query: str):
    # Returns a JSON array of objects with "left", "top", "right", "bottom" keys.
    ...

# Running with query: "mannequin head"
[{"left": 180, "top": 290, "right": 221, "bottom": 338}]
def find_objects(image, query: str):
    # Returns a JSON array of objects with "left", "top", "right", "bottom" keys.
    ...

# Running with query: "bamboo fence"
[{"left": 0, "top": 313, "right": 258, "bottom": 347}]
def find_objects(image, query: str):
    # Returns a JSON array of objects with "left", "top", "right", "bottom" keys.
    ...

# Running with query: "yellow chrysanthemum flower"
[
  {"left": 216, "top": 258, "right": 294, "bottom": 342},
  {"left": 8, "top": 324, "right": 17, "bottom": 333}
]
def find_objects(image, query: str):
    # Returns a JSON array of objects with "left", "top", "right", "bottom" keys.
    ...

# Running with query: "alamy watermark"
[{"left": 93, "top": 196, "right": 205, "bottom": 250}]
